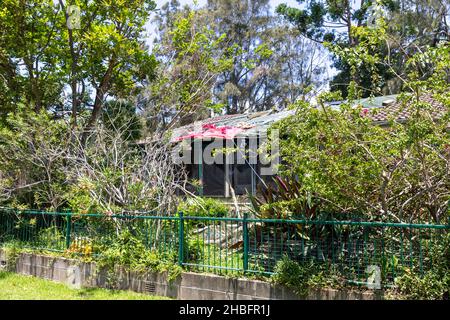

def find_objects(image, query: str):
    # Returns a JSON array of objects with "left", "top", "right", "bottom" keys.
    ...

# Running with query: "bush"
[
  {"left": 178, "top": 197, "right": 228, "bottom": 218},
  {"left": 0, "top": 110, "right": 70, "bottom": 210},
  {"left": 2, "top": 240, "right": 22, "bottom": 271},
  {"left": 65, "top": 178, "right": 102, "bottom": 214},
  {"left": 387, "top": 232, "right": 450, "bottom": 300},
  {"left": 389, "top": 271, "right": 450, "bottom": 300},
  {"left": 66, "top": 237, "right": 94, "bottom": 258},
  {"left": 271, "top": 90, "right": 449, "bottom": 224},
  {"left": 37, "top": 226, "right": 65, "bottom": 251},
  {"left": 98, "top": 229, "right": 162, "bottom": 271},
  {"left": 96, "top": 228, "right": 181, "bottom": 282},
  {"left": 185, "top": 236, "right": 205, "bottom": 262},
  {"left": 271, "top": 256, "right": 315, "bottom": 297},
  {"left": 271, "top": 256, "right": 346, "bottom": 297}
]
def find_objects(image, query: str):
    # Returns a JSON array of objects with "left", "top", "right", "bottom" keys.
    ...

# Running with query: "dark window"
[{"left": 202, "top": 140, "right": 226, "bottom": 196}]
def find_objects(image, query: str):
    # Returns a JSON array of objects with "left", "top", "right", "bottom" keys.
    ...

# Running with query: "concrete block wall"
[{"left": 0, "top": 250, "right": 383, "bottom": 300}]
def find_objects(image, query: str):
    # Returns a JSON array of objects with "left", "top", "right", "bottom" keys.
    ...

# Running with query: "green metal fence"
[{"left": 0, "top": 207, "right": 448, "bottom": 288}]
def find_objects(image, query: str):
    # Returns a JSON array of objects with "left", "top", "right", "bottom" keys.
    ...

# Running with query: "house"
[
  {"left": 328, "top": 93, "right": 447, "bottom": 125},
  {"left": 170, "top": 109, "right": 294, "bottom": 198},
  {"left": 165, "top": 93, "right": 448, "bottom": 199}
]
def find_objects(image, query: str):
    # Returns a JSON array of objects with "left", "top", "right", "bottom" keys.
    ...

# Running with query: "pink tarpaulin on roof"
[{"left": 175, "top": 124, "right": 244, "bottom": 141}]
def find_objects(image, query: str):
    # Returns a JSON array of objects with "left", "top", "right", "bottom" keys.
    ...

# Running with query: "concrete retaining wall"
[{"left": 0, "top": 250, "right": 383, "bottom": 300}]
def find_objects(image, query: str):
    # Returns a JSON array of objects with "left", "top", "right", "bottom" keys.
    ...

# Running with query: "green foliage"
[
  {"left": 326, "top": 22, "right": 388, "bottom": 100},
  {"left": 102, "top": 100, "right": 143, "bottom": 142},
  {"left": 272, "top": 87, "right": 449, "bottom": 223},
  {"left": 0, "top": 271, "right": 171, "bottom": 300},
  {"left": 0, "top": 109, "right": 70, "bottom": 209},
  {"left": 36, "top": 226, "right": 64, "bottom": 250},
  {"left": 183, "top": 235, "right": 247, "bottom": 277},
  {"left": 96, "top": 228, "right": 181, "bottom": 282},
  {"left": 152, "top": 0, "right": 326, "bottom": 116},
  {"left": 276, "top": 0, "right": 389, "bottom": 98},
  {"left": 0, "top": 105, "right": 178, "bottom": 213},
  {"left": 389, "top": 231, "right": 450, "bottom": 299},
  {"left": 178, "top": 197, "right": 228, "bottom": 218},
  {"left": 248, "top": 176, "right": 318, "bottom": 219},
  {"left": 65, "top": 179, "right": 102, "bottom": 214},
  {"left": 203, "top": 0, "right": 324, "bottom": 113},
  {"left": 271, "top": 256, "right": 310, "bottom": 295},
  {"left": 185, "top": 236, "right": 205, "bottom": 262},
  {"left": 0, "top": 0, "right": 157, "bottom": 128},
  {"left": 271, "top": 256, "right": 345, "bottom": 297},
  {"left": 278, "top": 1, "right": 449, "bottom": 98},
  {"left": 390, "top": 271, "right": 450, "bottom": 300},
  {"left": 2, "top": 240, "right": 22, "bottom": 272},
  {"left": 98, "top": 229, "right": 160, "bottom": 271}
]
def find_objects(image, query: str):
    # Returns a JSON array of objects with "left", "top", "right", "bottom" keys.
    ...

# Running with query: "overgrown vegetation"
[
  {"left": 178, "top": 197, "right": 228, "bottom": 218},
  {"left": 0, "top": 0, "right": 448, "bottom": 300},
  {"left": 263, "top": 15, "right": 450, "bottom": 299},
  {"left": 386, "top": 231, "right": 450, "bottom": 300},
  {"left": 95, "top": 228, "right": 182, "bottom": 284},
  {"left": 248, "top": 176, "right": 319, "bottom": 219},
  {"left": 271, "top": 256, "right": 346, "bottom": 297}
]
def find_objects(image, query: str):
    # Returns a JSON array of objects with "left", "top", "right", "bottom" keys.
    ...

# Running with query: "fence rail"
[{"left": 0, "top": 207, "right": 448, "bottom": 288}]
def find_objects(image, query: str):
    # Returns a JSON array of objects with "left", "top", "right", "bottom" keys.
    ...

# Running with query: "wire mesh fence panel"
[
  {"left": 181, "top": 216, "right": 245, "bottom": 276},
  {"left": 0, "top": 209, "right": 180, "bottom": 259},
  {"left": 66, "top": 215, "right": 180, "bottom": 259},
  {"left": 244, "top": 218, "right": 448, "bottom": 287},
  {"left": 0, "top": 209, "right": 67, "bottom": 251},
  {"left": 0, "top": 207, "right": 448, "bottom": 288}
]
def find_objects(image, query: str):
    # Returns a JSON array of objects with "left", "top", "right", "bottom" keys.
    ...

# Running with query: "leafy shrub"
[
  {"left": 2, "top": 240, "right": 22, "bottom": 271},
  {"left": 66, "top": 237, "right": 94, "bottom": 258},
  {"left": 248, "top": 176, "right": 319, "bottom": 219},
  {"left": 271, "top": 256, "right": 346, "bottom": 297},
  {"left": 390, "top": 271, "right": 450, "bottom": 300},
  {"left": 271, "top": 94, "right": 449, "bottom": 224},
  {"left": 185, "top": 236, "right": 205, "bottom": 262},
  {"left": 36, "top": 226, "right": 65, "bottom": 250},
  {"left": 271, "top": 256, "right": 315, "bottom": 297},
  {"left": 96, "top": 229, "right": 181, "bottom": 282},
  {"left": 65, "top": 178, "right": 102, "bottom": 214},
  {"left": 178, "top": 197, "right": 228, "bottom": 218},
  {"left": 387, "top": 232, "right": 450, "bottom": 300}
]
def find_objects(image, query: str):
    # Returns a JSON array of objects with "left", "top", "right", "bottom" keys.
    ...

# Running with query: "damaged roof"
[
  {"left": 364, "top": 93, "right": 447, "bottom": 125},
  {"left": 328, "top": 93, "right": 448, "bottom": 125},
  {"left": 139, "top": 92, "right": 447, "bottom": 145},
  {"left": 170, "top": 109, "right": 295, "bottom": 142}
]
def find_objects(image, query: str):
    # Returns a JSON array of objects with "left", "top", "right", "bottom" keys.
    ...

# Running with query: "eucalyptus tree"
[
  {"left": 143, "top": 9, "right": 234, "bottom": 134},
  {"left": 151, "top": 0, "right": 329, "bottom": 116},
  {"left": 270, "top": 12, "right": 450, "bottom": 222},
  {"left": 263, "top": 20, "right": 329, "bottom": 107},
  {"left": 277, "top": 0, "right": 450, "bottom": 97},
  {"left": 200, "top": 0, "right": 275, "bottom": 114}
]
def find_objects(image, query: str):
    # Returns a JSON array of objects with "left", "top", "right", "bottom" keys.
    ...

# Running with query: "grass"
[{"left": 0, "top": 271, "right": 171, "bottom": 300}]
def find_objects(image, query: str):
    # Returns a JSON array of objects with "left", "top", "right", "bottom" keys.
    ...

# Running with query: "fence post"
[
  {"left": 65, "top": 211, "right": 72, "bottom": 249},
  {"left": 243, "top": 212, "right": 249, "bottom": 273},
  {"left": 178, "top": 211, "right": 184, "bottom": 267}
]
